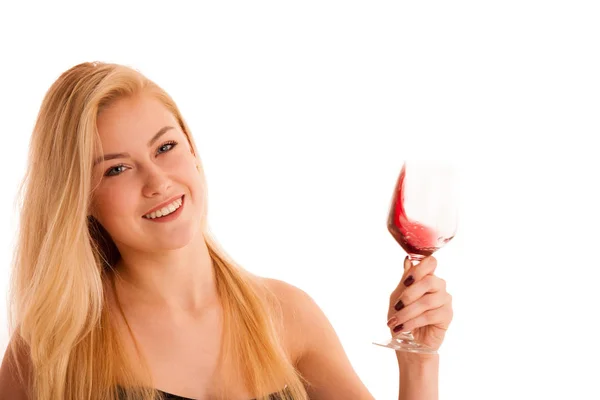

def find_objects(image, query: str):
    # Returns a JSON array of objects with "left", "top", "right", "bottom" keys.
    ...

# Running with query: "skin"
[{"left": 0, "top": 93, "right": 453, "bottom": 400}]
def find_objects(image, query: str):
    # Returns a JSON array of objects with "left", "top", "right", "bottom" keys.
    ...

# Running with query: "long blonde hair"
[{"left": 7, "top": 62, "right": 308, "bottom": 400}]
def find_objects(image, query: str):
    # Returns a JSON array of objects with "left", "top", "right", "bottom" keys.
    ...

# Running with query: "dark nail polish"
[
  {"left": 394, "top": 299, "right": 404, "bottom": 311},
  {"left": 393, "top": 324, "right": 404, "bottom": 333},
  {"left": 404, "top": 275, "right": 415, "bottom": 287}
]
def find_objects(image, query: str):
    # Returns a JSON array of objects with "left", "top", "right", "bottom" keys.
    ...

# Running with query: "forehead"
[{"left": 96, "top": 95, "right": 180, "bottom": 145}]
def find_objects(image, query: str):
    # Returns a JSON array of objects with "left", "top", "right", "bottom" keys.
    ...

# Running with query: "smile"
[{"left": 143, "top": 195, "right": 184, "bottom": 219}]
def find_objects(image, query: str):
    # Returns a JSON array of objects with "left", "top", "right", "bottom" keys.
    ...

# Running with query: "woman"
[{"left": 0, "top": 62, "right": 453, "bottom": 400}]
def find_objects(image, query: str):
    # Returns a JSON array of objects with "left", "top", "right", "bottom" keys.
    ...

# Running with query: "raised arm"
[
  {"left": 387, "top": 256, "right": 453, "bottom": 400},
  {"left": 266, "top": 253, "right": 452, "bottom": 400}
]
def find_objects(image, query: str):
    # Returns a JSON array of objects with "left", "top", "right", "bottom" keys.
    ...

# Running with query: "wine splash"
[{"left": 387, "top": 164, "right": 453, "bottom": 258}]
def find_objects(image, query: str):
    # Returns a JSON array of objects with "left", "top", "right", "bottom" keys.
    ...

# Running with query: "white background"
[{"left": 1, "top": 1, "right": 599, "bottom": 399}]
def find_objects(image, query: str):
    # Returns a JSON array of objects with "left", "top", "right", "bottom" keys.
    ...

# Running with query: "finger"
[
  {"left": 402, "top": 256, "right": 438, "bottom": 288},
  {"left": 396, "top": 303, "right": 453, "bottom": 332},
  {"left": 403, "top": 255, "right": 411, "bottom": 271},
  {"left": 399, "top": 256, "right": 413, "bottom": 282},
  {"left": 388, "top": 256, "right": 412, "bottom": 307},
  {"left": 388, "top": 256, "right": 438, "bottom": 311},
  {"left": 391, "top": 275, "right": 446, "bottom": 312},
  {"left": 388, "top": 291, "right": 450, "bottom": 329}
]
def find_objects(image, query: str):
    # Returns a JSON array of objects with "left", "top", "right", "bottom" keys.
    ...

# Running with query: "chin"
[{"left": 151, "top": 221, "right": 203, "bottom": 250}]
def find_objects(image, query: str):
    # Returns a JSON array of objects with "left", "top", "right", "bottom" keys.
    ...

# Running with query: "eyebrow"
[{"left": 93, "top": 126, "right": 175, "bottom": 167}]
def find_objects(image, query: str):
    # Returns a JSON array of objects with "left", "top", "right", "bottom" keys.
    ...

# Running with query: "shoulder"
[
  {"left": 260, "top": 277, "right": 374, "bottom": 399},
  {"left": 261, "top": 277, "right": 327, "bottom": 331},
  {"left": 259, "top": 278, "right": 317, "bottom": 363},
  {"left": 260, "top": 277, "right": 337, "bottom": 358},
  {"left": 261, "top": 277, "right": 315, "bottom": 311},
  {"left": 0, "top": 333, "right": 31, "bottom": 399},
  {"left": 257, "top": 277, "right": 339, "bottom": 360}
]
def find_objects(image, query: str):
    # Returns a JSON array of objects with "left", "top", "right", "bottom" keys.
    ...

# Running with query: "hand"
[{"left": 386, "top": 256, "right": 453, "bottom": 352}]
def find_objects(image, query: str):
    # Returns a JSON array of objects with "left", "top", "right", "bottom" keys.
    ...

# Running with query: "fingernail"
[
  {"left": 404, "top": 275, "right": 415, "bottom": 287},
  {"left": 394, "top": 299, "right": 404, "bottom": 311},
  {"left": 387, "top": 317, "right": 398, "bottom": 327},
  {"left": 393, "top": 324, "right": 404, "bottom": 333}
]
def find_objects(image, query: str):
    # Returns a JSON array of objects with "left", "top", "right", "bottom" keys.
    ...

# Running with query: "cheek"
[
  {"left": 92, "top": 183, "right": 136, "bottom": 223},
  {"left": 184, "top": 163, "right": 204, "bottom": 192},
  {"left": 171, "top": 153, "right": 202, "bottom": 187}
]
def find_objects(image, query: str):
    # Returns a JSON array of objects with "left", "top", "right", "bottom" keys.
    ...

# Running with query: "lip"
[{"left": 143, "top": 194, "right": 185, "bottom": 216}]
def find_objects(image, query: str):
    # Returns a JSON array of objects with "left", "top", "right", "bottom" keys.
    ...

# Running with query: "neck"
[{"left": 111, "top": 232, "right": 218, "bottom": 315}]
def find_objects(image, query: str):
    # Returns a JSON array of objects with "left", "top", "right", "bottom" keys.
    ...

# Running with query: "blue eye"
[
  {"left": 103, "top": 141, "right": 178, "bottom": 178},
  {"left": 105, "top": 164, "right": 127, "bottom": 177},
  {"left": 157, "top": 140, "right": 178, "bottom": 154}
]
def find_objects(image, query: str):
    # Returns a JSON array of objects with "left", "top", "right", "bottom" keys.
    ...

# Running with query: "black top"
[
  {"left": 116, "top": 385, "right": 289, "bottom": 399},
  {"left": 157, "top": 387, "right": 288, "bottom": 400}
]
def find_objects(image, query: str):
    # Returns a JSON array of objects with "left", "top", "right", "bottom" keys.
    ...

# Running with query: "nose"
[{"left": 141, "top": 164, "right": 172, "bottom": 198}]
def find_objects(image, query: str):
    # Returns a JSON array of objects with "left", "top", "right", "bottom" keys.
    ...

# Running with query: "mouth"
[{"left": 143, "top": 195, "right": 185, "bottom": 220}]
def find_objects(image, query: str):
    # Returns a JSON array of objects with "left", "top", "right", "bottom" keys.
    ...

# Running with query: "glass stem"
[
  {"left": 408, "top": 253, "right": 426, "bottom": 265},
  {"left": 399, "top": 253, "right": 425, "bottom": 337}
]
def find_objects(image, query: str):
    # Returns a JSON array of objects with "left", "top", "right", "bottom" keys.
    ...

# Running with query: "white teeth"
[{"left": 144, "top": 197, "right": 183, "bottom": 219}]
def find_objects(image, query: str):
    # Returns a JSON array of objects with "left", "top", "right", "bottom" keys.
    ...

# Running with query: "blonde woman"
[{"left": 0, "top": 62, "right": 453, "bottom": 400}]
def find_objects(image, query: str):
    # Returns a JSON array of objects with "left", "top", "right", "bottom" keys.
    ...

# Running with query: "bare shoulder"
[
  {"left": 261, "top": 277, "right": 325, "bottom": 334},
  {"left": 261, "top": 278, "right": 374, "bottom": 399},
  {"left": 261, "top": 277, "right": 313, "bottom": 312},
  {"left": 260, "top": 278, "right": 314, "bottom": 364},
  {"left": 0, "top": 333, "right": 31, "bottom": 399}
]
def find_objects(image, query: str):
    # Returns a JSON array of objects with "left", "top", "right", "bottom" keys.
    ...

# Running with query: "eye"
[
  {"left": 157, "top": 140, "right": 178, "bottom": 155},
  {"left": 104, "top": 164, "right": 128, "bottom": 177}
]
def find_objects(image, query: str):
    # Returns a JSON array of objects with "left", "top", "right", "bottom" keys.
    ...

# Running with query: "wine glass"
[{"left": 373, "top": 160, "right": 458, "bottom": 354}]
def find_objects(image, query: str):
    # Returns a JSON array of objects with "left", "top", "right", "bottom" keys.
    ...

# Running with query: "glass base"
[{"left": 372, "top": 331, "right": 438, "bottom": 354}]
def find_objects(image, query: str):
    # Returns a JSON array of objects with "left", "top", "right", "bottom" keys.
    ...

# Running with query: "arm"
[
  {"left": 397, "top": 353, "right": 439, "bottom": 400},
  {"left": 386, "top": 256, "right": 453, "bottom": 400},
  {"left": 293, "top": 287, "right": 440, "bottom": 400},
  {"left": 0, "top": 334, "right": 30, "bottom": 400},
  {"left": 266, "top": 257, "right": 451, "bottom": 400}
]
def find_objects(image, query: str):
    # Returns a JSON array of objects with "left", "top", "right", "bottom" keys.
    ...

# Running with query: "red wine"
[{"left": 387, "top": 165, "right": 450, "bottom": 257}]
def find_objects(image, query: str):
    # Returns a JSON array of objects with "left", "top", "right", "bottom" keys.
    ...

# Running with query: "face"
[{"left": 91, "top": 94, "right": 205, "bottom": 254}]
